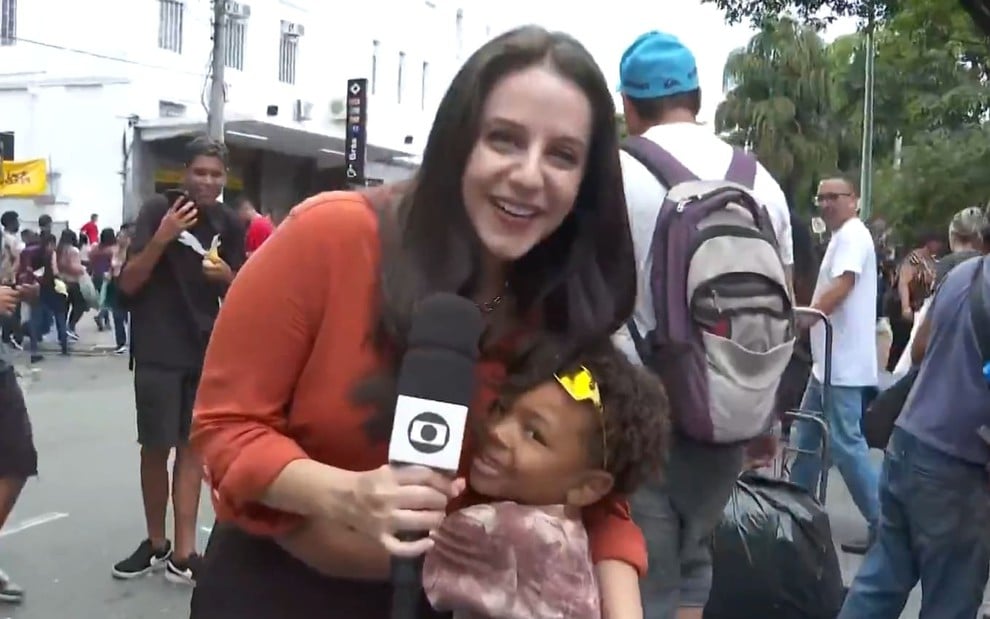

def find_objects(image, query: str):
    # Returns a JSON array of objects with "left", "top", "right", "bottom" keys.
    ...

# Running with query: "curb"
[{"left": 11, "top": 345, "right": 123, "bottom": 358}]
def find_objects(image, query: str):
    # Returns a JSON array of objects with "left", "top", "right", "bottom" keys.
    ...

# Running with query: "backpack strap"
[
  {"left": 621, "top": 136, "right": 699, "bottom": 187},
  {"left": 968, "top": 256, "right": 990, "bottom": 370},
  {"left": 725, "top": 148, "right": 774, "bottom": 235},
  {"left": 625, "top": 318, "right": 652, "bottom": 367},
  {"left": 725, "top": 148, "right": 758, "bottom": 189}
]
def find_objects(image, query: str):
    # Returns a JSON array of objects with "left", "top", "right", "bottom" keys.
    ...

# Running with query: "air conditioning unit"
[
  {"left": 280, "top": 21, "right": 305, "bottom": 37},
  {"left": 329, "top": 98, "right": 346, "bottom": 120},
  {"left": 158, "top": 100, "right": 187, "bottom": 118},
  {"left": 294, "top": 99, "right": 314, "bottom": 121},
  {"left": 225, "top": 1, "right": 251, "bottom": 19}
]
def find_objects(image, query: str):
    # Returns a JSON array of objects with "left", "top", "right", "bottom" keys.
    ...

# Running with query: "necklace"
[
  {"left": 478, "top": 293, "right": 504, "bottom": 314},
  {"left": 477, "top": 282, "right": 508, "bottom": 314}
]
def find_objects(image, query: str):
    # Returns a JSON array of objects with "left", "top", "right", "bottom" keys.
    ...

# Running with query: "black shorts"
[
  {"left": 134, "top": 364, "right": 200, "bottom": 449},
  {"left": 191, "top": 524, "right": 449, "bottom": 619},
  {"left": 0, "top": 367, "right": 38, "bottom": 478}
]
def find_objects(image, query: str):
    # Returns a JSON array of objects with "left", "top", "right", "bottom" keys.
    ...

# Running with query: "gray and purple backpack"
[{"left": 622, "top": 136, "right": 795, "bottom": 444}]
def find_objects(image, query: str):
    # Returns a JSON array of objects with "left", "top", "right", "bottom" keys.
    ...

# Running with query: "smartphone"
[{"left": 163, "top": 188, "right": 189, "bottom": 206}]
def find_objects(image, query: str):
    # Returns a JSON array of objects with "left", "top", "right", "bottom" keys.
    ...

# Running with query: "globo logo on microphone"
[
  {"left": 388, "top": 395, "right": 468, "bottom": 473},
  {"left": 407, "top": 412, "right": 450, "bottom": 453}
]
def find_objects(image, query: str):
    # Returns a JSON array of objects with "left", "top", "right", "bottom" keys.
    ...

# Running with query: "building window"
[
  {"left": 371, "top": 40, "right": 379, "bottom": 95},
  {"left": 420, "top": 61, "right": 429, "bottom": 110},
  {"left": 397, "top": 51, "right": 405, "bottom": 104},
  {"left": 455, "top": 8, "right": 463, "bottom": 59},
  {"left": 278, "top": 31, "right": 298, "bottom": 84},
  {"left": 0, "top": 0, "right": 15, "bottom": 46},
  {"left": 158, "top": 0, "right": 184, "bottom": 53},
  {"left": 225, "top": 17, "right": 246, "bottom": 70}
]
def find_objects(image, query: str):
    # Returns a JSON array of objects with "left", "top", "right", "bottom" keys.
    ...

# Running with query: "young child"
[{"left": 423, "top": 339, "right": 670, "bottom": 619}]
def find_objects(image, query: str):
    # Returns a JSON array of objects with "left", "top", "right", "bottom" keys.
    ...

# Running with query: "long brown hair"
[{"left": 356, "top": 26, "right": 636, "bottom": 440}]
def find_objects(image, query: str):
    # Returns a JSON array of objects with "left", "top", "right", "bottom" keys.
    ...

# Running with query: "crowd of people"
[
  {"left": 0, "top": 212, "right": 132, "bottom": 359},
  {"left": 0, "top": 22, "right": 988, "bottom": 619},
  {"left": 0, "top": 192, "right": 276, "bottom": 364}
]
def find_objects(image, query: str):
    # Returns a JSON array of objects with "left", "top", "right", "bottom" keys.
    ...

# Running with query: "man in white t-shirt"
[
  {"left": 789, "top": 176, "right": 879, "bottom": 552},
  {"left": 612, "top": 31, "right": 794, "bottom": 619}
]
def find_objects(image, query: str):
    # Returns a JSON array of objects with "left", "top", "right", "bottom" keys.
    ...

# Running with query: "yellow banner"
[{"left": 0, "top": 159, "right": 48, "bottom": 197}]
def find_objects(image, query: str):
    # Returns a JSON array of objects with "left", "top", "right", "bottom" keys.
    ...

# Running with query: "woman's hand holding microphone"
[
  {"left": 343, "top": 464, "right": 465, "bottom": 557},
  {"left": 269, "top": 459, "right": 465, "bottom": 579}
]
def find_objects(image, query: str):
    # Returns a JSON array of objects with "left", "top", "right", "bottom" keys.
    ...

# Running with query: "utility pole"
[
  {"left": 207, "top": 0, "right": 227, "bottom": 143},
  {"left": 859, "top": 10, "right": 877, "bottom": 220}
]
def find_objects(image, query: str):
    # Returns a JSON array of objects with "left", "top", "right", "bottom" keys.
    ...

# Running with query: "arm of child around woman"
[
  {"left": 423, "top": 499, "right": 646, "bottom": 618},
  {"left": 423, "top": 502, "right": 602, "bottom": 619}
]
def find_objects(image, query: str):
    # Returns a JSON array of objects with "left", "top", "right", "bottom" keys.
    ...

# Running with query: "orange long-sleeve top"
[{"left": 191, "top": 191, "right": 647, "bottom": 575}]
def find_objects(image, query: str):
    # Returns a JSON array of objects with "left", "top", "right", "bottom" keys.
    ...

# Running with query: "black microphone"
[{"left": 387, "top": 293, "right": 483, "bottom": 619}]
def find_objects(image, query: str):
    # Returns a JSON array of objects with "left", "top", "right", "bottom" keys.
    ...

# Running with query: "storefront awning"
[{"left": 135, "top": 116, "right": 414, "bottom": 167}]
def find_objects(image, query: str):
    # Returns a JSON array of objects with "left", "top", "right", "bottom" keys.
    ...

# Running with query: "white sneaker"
[
  {"left": 164, "top": 554, "right": 202, "bottom": 586},
  {"left": 0, "top": 568, "right": 24, "bottom": 604}
]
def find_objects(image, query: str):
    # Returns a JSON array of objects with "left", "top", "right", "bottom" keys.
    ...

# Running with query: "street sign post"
[{"left": 345, "top": 78, "right": 368, "bottom": 188}]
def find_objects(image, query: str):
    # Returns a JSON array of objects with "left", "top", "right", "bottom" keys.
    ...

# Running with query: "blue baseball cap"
[{"left": 619, "top": 31, "right": 699, "bottom": 99}]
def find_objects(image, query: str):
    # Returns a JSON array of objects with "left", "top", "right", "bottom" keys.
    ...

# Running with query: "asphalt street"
[
  {"left": 0, "top": 322, "right": 984, "bottom": 618},
  {"left": 1, "top": 350, "right": 214, "bottom": 619}
]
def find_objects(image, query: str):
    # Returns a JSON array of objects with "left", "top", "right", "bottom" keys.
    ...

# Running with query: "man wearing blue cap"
[
  {"left": 612, "top": 31, "right": 793, "bottom": 619},
  {"left": 615, "top": 30, "right": 792, "bottom": 274}
]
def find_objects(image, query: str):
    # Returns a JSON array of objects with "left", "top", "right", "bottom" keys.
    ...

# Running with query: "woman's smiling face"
[{"left": 461, "top": 64, "right": 593, "bottom": 265}]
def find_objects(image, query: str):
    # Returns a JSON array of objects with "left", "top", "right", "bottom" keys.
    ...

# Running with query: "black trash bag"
[{"left": 704, "top": 472, "right": 844, "bottom": 619}]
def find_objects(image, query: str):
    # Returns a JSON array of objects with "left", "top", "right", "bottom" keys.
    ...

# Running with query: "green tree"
[
  {"left": 616, "top": 114, "right": 628, "bottom": 140},
  {"left": 873, "top": 126, "right": 990, "bottom": 230},
  {"left": 711, "top": 0, "right": 990, "bottom": 230},
  {"left": 826, "top": 29, "right": 914, "bottom": 171},
  {"left": 856, "top": 0, "right": 990, "bottom": 226},
  {"left": 824, "top": 33, "right": 867, "bottom": 171},
  {"left": 874, "top": 0, "right": 990, "bottom": 134},
  {"left": 715, "top": 18, "right": 837, "bottom": 211},
  {"left": 701, "top": 0, "right": 897, "bottom": 25},
  {"left": 708, "top": 0, "right": 990, "bottom": 233}
]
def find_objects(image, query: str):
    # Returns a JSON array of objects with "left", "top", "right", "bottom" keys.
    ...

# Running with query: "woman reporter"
[{"left": 190, "top": 25, "right": 643, "bottom": 618}]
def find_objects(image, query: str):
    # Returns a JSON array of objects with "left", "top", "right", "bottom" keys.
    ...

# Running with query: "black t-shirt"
[
  {"left": 935, "top": 250, "right": 982, "bottom": 289},
  {"left": 126, "top": 195, "right": 246, "bottom": 370}
]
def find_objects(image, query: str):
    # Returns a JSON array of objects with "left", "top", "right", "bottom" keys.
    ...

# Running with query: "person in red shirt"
[
  {"left": 235, "top": 198, "right": 275, "bottom": 257},
  {"left": 80, "top": 213, "right": 99, "bottom": 246},
  {"left": 189, "top": 25, "right": 644, "bottom": 619}
]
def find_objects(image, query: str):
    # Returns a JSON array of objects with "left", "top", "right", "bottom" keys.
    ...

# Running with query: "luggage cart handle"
[
  {"left": 784, "top": 307, "right": 835, "bottom": 506},
  {"left": 781, "top": 411, "right": 831, "bottom": 505},
  {"left": 793, "top": 307, "right": 833, "bottom": 392}
]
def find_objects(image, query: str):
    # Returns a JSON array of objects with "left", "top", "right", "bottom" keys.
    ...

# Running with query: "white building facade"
[{"left": 0, "top": 0, "right": 495, "bottom": 230}]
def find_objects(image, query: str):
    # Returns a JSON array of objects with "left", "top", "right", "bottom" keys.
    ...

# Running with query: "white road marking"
[{"left": 0, "top": 511, "right": 70, "bottom": 538}]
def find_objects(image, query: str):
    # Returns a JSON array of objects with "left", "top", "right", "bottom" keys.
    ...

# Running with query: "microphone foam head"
[{"left": 408, "top": 293, "right": 483, "bottom": 360}]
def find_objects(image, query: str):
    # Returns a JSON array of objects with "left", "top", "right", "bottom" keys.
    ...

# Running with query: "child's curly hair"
[{"left": 498, "top": 337, "right": 670, "bottom": 495}]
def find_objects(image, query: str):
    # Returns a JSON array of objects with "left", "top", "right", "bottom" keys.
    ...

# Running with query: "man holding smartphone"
[
  {"left": 0, "top": 284, "right": 38, "bottom": 605},
  {"left": 110, "top": 137, "right": 245, "bottom": 586}
]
